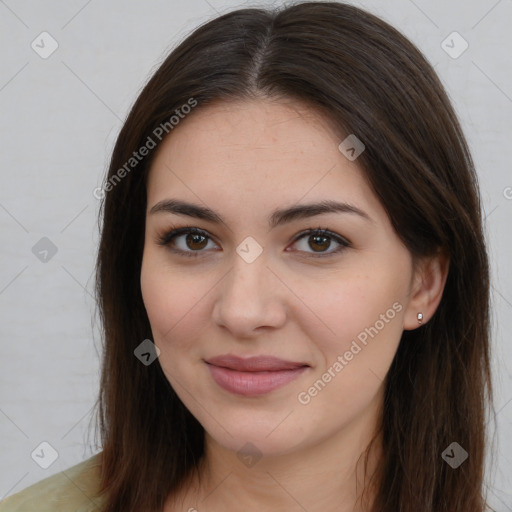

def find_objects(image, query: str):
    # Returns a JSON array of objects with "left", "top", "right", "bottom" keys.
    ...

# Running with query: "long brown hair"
[{"left": 93, "top": 2, "right": 493, "bottom": 510}]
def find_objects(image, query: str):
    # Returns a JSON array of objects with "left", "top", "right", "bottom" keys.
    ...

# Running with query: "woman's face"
[{"left": 140, "top": 99, "right": 417, "bottom": 457}]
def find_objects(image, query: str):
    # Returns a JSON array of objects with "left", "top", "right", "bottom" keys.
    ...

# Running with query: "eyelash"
[{"left": 155, "top": 225, "right": 351, "bottom": 259}]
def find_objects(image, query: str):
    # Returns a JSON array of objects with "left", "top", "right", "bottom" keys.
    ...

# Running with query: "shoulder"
[{"left": 0, "top": 452, "right": 106, "bottom": 512}]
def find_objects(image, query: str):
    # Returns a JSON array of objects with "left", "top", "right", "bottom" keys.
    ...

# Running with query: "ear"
[{"left": 403, "top": 248, "right": 450, "bottom": 330}]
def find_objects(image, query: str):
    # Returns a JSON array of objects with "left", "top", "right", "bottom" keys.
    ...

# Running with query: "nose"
[{"left": 211, "top": 249, "right": 287, "bottom": 339}]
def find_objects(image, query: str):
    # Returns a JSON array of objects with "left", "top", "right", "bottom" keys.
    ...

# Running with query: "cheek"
[
  {"left": 306, "top": 269, "right": 406, "bottom": 345},
  {"left": 301, "top": 270, "right": 407, "bottom": 398},
  {"left": 140, "top": 255, "right": 208, "bottom": 352}
]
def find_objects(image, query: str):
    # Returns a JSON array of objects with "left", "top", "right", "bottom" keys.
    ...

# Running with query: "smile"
[{"left": 204, "top": 355, "right": 310, "bottom": 396}]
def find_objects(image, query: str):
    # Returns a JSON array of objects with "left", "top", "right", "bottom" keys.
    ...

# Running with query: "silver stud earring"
[{"left": 417, "top": 312, "right": 423, "bottom": 324}]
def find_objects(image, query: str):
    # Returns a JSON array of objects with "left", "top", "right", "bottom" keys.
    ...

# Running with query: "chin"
[{"left": 202, "top": 416, "right": 311, "bottom": 459}]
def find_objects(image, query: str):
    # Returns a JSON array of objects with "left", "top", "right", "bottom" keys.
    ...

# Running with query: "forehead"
[
  {"left": 149, "top": 98, "right": 342, "bottom": 171},
  {"left": 145, "top": 99, "right": 383, "bottom": 225}
]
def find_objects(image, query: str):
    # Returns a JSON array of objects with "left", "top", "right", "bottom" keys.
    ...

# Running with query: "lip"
[
  {"left": 205, "top": 355, "right": 310, "bottom": 396},
  {"left": 206, "top": 354, "right": 308, "bottom": 371}
]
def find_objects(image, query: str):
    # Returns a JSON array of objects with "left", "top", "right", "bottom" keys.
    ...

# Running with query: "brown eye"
[
  {"left": 291, "top": 228, "right": 350, "bottom": 257},
  {"left": 157, "top": 227, "right": 217, "bottom": 257},
  {"left": 308, "top": 233, "right": 331, "bottom": 252},
  {"left": 184, "top": 232, "right": 208, "bottom": 251}
]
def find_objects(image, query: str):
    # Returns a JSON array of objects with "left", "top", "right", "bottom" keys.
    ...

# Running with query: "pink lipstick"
[{"left": 205, "top": 355, "right": 309, "bottom": 396}]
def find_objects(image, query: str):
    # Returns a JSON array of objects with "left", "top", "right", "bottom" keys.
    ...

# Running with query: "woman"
[{"left": 0, "top": 2, "right": 493, "bottom": 511}]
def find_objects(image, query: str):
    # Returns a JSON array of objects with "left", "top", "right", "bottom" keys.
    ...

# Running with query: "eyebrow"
[{"left": 149, "top": 199, "right": 373, "bottom": 228}]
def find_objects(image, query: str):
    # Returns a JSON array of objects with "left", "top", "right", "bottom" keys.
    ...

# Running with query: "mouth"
[{"left": 204, "top": 354, "right": 310, "bottom": 396}]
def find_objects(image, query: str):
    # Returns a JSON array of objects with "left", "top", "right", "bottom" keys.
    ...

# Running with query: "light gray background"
[{"left": 0, "top": 0, "right": 511, "bottom": 509}]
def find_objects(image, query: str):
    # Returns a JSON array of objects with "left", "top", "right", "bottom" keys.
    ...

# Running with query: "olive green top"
[{"left": 0, "top": 453, "right": 106, "bottom": 512}]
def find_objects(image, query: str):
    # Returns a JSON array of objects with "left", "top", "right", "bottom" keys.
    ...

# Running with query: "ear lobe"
[{"left": 403, "top": 249, "right": 450, "bottom": 330}]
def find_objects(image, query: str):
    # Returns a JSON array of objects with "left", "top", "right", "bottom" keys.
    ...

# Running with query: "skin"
[{"left": 140, "top": 98, "right": 449, "bottom": 512}]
